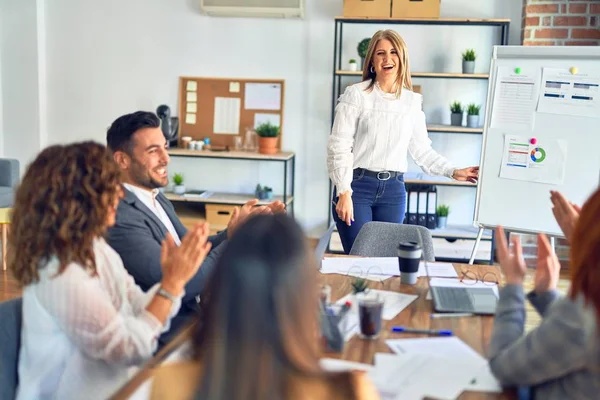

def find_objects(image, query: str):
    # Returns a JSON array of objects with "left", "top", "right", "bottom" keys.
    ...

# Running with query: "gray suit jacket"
[{"left": 106, "top": 188, "right": 228, "bottom": 345}]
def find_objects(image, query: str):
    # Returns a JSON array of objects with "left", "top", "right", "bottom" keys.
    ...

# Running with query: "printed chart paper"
[
  {"left": 537, "top": 67, "right": 600, "bottom": 118},
  {"left": 213, "top": 97, "right": 241, "bottom": 134},
  {"left": 499, "top": 135, "right": 567, "bottom": 185},
  {"left": 490, "top": 66, "right": 539, "bottom": 131}
]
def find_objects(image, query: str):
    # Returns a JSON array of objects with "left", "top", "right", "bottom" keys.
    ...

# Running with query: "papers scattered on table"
[
  {"left": 320, "top": 258, "right": 458, "bottom": 281},
  {"left": 319, "top": 358, "right": 374, "bottom": 373},
  {"left": 430, "top": 277, "right": 499, "bottom": 297},
  {"left": 371, "top": 337, "right": 502, "bottom": 399},
  {"left": 320, "top": 257, "right": 398, "bottom": 281}
]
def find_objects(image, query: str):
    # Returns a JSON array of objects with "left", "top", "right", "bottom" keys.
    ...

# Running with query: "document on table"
[
  {"left": 490, "top": 66, "right": 540, "bottom": 131},
  {"left": 499, "top": 134, "right": 567, "bottom": 185},
  {"left": 336, "top": 289, "right": 418, "bottom": 320},
  {"left": 417, "top": 262, "right": 458, "bottom": 278},
  {"left": 385, "top": 337, "right": 502, "bottom": 394},
  {"left": 320, "top": 257, "right": 398, "bottom": 281},
  {"left": 370, "top": 352, "right": 482, "bottom": 399},
  {"left": 320, "top": 258, "right": 457, "bottom": 281},
  {"left": 537, "top": 67, "right": 600, "bottom": 118}
]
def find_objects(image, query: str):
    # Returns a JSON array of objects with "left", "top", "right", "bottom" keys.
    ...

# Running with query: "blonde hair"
[{"left": 361, "top": 29, "right": 413, "bottom": 97}]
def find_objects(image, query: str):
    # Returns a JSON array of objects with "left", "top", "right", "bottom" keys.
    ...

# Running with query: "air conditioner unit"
[{"left": 200, "top": 0, "right": 304, "bottom": 19}]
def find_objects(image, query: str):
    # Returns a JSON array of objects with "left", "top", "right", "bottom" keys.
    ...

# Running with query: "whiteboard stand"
[
  {"left": 468, "top": 227, "right": 486, "bottom": 265},
  {"left": 550, "top": 236, "right": 556, "bottom": 254}
]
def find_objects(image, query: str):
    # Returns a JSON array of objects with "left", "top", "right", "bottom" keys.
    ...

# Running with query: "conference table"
[{"left": 110, "top": 262, "right": 515, "bottom": 400}]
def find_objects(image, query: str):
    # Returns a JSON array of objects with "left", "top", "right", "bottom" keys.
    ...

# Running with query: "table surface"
[{"left": 110, "top": 262, "right": 515, "bottom": 400}]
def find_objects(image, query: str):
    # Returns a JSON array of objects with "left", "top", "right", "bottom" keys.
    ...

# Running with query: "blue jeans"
[{"left": 332, "top": 169, "right": 407, "bottom": 254}]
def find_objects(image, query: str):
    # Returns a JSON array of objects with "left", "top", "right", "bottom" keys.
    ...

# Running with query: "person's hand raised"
[
  {"left": 495, "top": 226, "right": 527, "bottom": 286},
  {"left": 227, "top": 199, "right": 272, "bottom": 238},
  {"left": 550, "top": 190, "right": 581, "bottom": 243},
  {"left": 160, "top": 222, "right": 212, "bottom": 294},
  {"left": 533, "top": 233, "right": 561, "bottom": 295}
]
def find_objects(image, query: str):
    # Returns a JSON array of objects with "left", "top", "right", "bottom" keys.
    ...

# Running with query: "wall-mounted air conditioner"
[{"left": 200, "top": 0, "right": 304, "bottom": 19}]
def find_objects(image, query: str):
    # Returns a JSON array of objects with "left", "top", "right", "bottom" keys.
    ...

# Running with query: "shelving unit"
[
  {"left": 328, "top": 16, "right": 510, "bottom": 263},
  {"left": 166, "top": 149, "right": 295, "bottom": 229}
]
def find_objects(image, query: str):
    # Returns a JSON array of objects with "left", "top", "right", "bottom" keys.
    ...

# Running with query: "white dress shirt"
[
  {"left": 124, "top": 183, "right": 182, "bottom": 246},
  {"left": 327, "top": 80, "right": 456, "bottom": 195},
  {"left": 16, "top": 238, "right": 183, "bottom": 400}
]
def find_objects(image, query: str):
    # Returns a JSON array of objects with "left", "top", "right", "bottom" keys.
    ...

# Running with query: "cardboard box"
[
  {"left": 343, "top": 0, "right": 391, "bottom": 18},
  {"left": 413, "top": 85, "right": 422, "bottom": 94},
  {"left": 392, "top": 0, "right": 440, "bottom": 19}
]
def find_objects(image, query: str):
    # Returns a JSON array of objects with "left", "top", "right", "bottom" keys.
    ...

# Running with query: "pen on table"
[
  {"left": 391, "top": 326, "right": 453, "bottom": 336},
  {"left": 430, "top": 313, "right": 475, "bottom": 319},
  {"left": 336, "top": 301, "right": 352, "bottom": 322}
]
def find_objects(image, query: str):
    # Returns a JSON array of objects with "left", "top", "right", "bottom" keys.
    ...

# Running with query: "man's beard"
[{"left": 130, "top": 159, "right": 168, "bottom": 189}]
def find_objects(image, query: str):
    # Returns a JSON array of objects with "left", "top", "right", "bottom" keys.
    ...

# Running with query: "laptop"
[
  {"left": 424, "top": 259, "right": 498, "bottom": 315},
  {"left": 315, "top": 222, "right": 335, "bottom": 269}
]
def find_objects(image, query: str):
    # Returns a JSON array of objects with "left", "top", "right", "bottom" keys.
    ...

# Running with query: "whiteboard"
[{"left": 474, "top": 46, "right": 600, "bottom": 237}]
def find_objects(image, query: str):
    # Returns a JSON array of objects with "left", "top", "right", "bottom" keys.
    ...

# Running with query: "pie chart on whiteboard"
[{"left": 530, "top": 147, "right": 546, "bottom": 163}]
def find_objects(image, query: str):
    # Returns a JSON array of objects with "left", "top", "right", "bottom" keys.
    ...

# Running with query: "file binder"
[{"left": 426, "top": 186, "right": 438, "bottom": 229}]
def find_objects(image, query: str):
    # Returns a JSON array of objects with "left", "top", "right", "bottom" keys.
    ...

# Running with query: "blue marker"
[{"left": 391, "top": 326, "right": 453, "bottom": 336}]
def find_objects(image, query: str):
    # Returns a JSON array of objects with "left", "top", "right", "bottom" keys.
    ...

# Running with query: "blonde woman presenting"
[{"left": 327, "top": 29, "right": 479, "bottom": 254}]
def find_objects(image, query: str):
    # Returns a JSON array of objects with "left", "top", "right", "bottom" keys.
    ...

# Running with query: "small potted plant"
[
  {"left": 172, "top": 173, "right": 185, "bottom": 195},
  {"left": 462, "top": 49, "right": 476, "bottom": 74},
  {"left": 255, "top": 121, "right": 280, "bottom": 155},
  {"left": 450, "top": 101, "right": 463, "bottom": 126},
  {"left": 467, "top": 103, "right": 481, "bottom": 128},
  {"left": 348, "top": 58, "right": 358, "bottom": 72},
  {"left": 357, "top": 38, "right": 370, "bottom": 71},
  {"left": 255, "top": 184, "right": 274, "bottom": 200},
  {"left": 263, "top": 186, "right": 273, "bottom": 200},
  {"left": 436, "top": 204, "right": 450, "bottom": 229},
  {"left": 351, "top": 277, "right": 369, "bottom": 299}
]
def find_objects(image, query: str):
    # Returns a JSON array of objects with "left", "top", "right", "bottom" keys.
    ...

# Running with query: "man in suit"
[{"left": 105, "top": 111, "right": 284, "bottom": 345}]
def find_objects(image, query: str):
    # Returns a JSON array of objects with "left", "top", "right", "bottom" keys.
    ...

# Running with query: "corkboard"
[{"left": 177, "top": 76, "right": 285, "bottom": 149}]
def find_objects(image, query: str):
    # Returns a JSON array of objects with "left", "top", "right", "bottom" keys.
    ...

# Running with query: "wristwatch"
[{"left": 157, "top": 286, "right": 178, "bottom": 302}]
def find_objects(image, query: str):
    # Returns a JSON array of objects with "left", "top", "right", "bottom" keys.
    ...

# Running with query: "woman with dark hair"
[
  {"left": 10, "top": 142, "right": 213, "bottom": 400},
  {"left": 150, "top": 214, "right": 379, "bottom": 400},
  {"left": 489, "top": 188, "right": 600, "bottom": 398}
]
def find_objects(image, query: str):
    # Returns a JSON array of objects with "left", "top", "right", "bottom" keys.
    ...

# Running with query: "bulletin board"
[
  {"left": 473, "top": 45, "right": 600, "bottom": 237},
  {"left": 177, "top": 76, "right": 285, "bottom": 149}
]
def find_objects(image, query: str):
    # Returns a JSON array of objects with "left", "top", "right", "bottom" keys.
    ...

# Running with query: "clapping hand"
[
  {"left": 533, "top": 233, "right": 561, "bottom": 295},
  {"left": 226, "top": 199, "right": 274, "bottom": 238},
  {"left": 452, "top": 166, "right": 479, "bottom": 183},
  {"left": 160, "top": 222, "right": 213, "bottom": 294},
  {"left": 495, "top": 226, "right": 527, "bottom": 286},
  {"left": 550, "top": 190, "right": 581, "bottom": 243}
]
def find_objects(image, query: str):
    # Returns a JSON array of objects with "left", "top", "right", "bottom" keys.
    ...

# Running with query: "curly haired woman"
[{"left": 9, "top": 142, "right": 213, "bottom": 400}]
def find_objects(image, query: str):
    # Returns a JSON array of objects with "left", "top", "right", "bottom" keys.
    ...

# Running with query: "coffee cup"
[{"left": 398, "top": 241, "right": 422, "bottom": 285}]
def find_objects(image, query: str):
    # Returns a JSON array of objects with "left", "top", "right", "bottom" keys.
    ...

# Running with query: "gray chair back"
[
  {"left": 0, "top": 297, "right": 22, "bottom": 400},
  {"left": 349, "top": 222, "right": 436, "bottom": 261}
]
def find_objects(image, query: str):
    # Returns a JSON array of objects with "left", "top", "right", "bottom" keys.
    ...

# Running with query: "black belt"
[{"left": 355, "top": 168, "right": 403, "bottom": 181}]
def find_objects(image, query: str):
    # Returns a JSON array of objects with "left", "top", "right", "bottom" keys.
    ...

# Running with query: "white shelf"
[{"left": 165, "top": 192, "right": 294, "bottom": 206}]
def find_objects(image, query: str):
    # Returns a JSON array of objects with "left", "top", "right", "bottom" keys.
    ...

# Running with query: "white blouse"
[
  {"left": 327, "top": 80, "right": 456, "bottom": 195},
  {"left": 16, "top": 238, "right": 182, "bottom": 400}
]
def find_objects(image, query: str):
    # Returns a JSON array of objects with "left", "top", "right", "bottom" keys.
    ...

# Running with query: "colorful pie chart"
[{"left": 530, "top": 147, "right": 546, "bottom": 163}]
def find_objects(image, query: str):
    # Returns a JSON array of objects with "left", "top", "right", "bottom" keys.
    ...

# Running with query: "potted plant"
[
  {"left": 351, "top": 277, "right": 369, "bottom": 299},
  {"left": 348, "top": 58, "right": 358, "bottom": 72},
  {"left": 436, "top": 204, "right": 450, "bottom": 229},
  {"left": 255, "top": 121, "right": 280, "bottom": 155},
  {"left": 255, "top": 184, "right": 274, "bottom": 200},
  {"left": 172, "top": 173, "right": 185, "bottom": 195},
  {"left": 450, "top": 101, "right": 463, "bottom": 126},
  {"left": 357, "top": 38, "right": 370, "bottom": 71},
  {"left": 462, "top": 49, "right": 476, "bottom": 74},
  {"left": 467, "top": 103, "right": 481, "bottom": 128}
]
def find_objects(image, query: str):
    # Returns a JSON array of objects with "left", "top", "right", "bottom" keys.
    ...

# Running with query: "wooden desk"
[{"left": 111, "top": 263, "right": 514, "bottom": 400}]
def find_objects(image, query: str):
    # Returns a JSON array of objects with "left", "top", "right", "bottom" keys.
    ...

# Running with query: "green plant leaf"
[
  {"left": 172, "top": 173, "right": 184, "bottom": 185},
  {"left": 462, "top": 49, "right": 476, "bottom": 61},
  {"left": 467, "top": 103, "right": 481, "bottom": 115},
  {"left": 254, "top": 121, "right": 280, "bottom": 138},
  {"left": 450, "top": 101, "right": 463, "bottom": 114},
  {"left": 357, "top": 38, "right": 371, "bottom": 59},
  {"left": 436, "top": 204, "right": 450, "bottom": 217}
]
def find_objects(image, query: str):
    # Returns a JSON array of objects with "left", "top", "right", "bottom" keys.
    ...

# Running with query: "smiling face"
[
  {"left": 371, "top": 39, "right": 400, "bottom": 79},
  {"left": 116, "top": 127, "right": 170, "bottom": 190}
]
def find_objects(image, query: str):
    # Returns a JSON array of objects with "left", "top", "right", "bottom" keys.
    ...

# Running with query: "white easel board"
[{"left": 474, "top": 46, "right": 600, "bottom": 237}]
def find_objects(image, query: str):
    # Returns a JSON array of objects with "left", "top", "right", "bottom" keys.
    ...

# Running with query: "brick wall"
[{"left": 521, "top": 0, "right": 600, "bottom": 46}]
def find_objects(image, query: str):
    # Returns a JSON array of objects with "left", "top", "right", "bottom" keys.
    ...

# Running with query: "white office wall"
[
  {"left": 3, "top": 0, "right": 521, "bottom": 234},
  {"left": 0, "top": 0, "right": 46, "bottom": 171}
]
